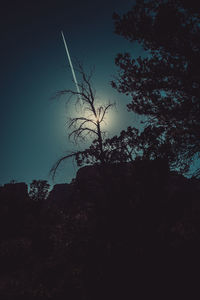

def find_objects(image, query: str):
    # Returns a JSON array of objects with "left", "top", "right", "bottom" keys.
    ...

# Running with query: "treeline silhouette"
[{"left": 0, "top": 160, "right": 200, "bottom": 299}]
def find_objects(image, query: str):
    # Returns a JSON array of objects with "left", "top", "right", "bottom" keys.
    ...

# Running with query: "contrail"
[{"left": 61, "top": 31, "right": 82, "bottom": 102}]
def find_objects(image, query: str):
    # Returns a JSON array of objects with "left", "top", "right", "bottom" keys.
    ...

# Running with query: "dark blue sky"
[{"left": 0, "top": 0, "right": 148, "bottom": 185}]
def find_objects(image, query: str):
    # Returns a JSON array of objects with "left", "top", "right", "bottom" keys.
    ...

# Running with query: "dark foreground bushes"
[{"left": 0, "top": 160, "right": 200, "bottom": 299}]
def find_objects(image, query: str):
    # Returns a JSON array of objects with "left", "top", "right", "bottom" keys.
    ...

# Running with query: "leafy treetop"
[{"left": 112, "top": 0, "right": 200, "bottom": 175}]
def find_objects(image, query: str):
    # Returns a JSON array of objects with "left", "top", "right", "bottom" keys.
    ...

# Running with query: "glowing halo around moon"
[
  {"left": 62, "top": 95, "right": 116, "bottom": 142},
  {"left": 82, "top": 97, "right": 116, "bottom": 132}
]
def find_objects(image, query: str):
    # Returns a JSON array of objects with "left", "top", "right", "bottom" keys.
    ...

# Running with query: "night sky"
[{"left": 0, "top": 0, "right": 149, "bottom": 185}]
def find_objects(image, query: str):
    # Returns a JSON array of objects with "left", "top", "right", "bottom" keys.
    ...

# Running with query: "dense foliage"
[
  {"left": 112, "top": 0, "right": 200, "bottom": 174},
  {"left": 75, "top": 126, "right": 177, "bottom": 168}
]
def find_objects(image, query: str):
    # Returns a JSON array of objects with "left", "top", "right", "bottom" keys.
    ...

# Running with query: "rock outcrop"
[{"left": 0, "top": 160, "right": 200, "bottom": 299}]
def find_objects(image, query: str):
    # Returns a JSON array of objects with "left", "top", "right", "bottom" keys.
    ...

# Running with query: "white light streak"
[{"left": 61, "top": 31, "right": 82, "bottom": 103}]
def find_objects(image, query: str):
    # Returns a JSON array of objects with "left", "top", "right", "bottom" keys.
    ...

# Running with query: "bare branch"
[
  {"left": 51, "top": 63, "right": 115, "bottom": 177},
  {"left": 99, "top": 103, "right": 115, "bottom": 123},
  {"left": 50, "top": 152, "right": 79, "bottom": 180},
  {"left": 68, "top": 116, "right": 97, "bottom": 128}
]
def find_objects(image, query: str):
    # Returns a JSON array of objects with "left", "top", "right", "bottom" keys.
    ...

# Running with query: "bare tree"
[{"left": 50, "top": 64, "right": 115, "bottom": 178}]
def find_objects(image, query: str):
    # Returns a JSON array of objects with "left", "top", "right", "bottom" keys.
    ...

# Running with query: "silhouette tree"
[
  {"left": 73, "top": 127, "right": 139, "bottom": 166},
  {"left": 75, "top": 125, "right": 173, "bottom": 168},
  {"left": 29, "top": 180, "right": 50, "bottom": 201},
  {"left": 112, "top": 0, "right": 200, "bottom": 174},
  {"left": 51, "top": 64, "right": 115, "bottom": 178}
]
